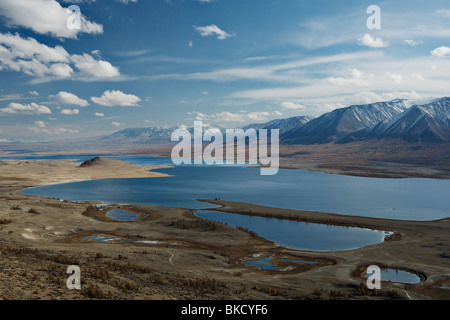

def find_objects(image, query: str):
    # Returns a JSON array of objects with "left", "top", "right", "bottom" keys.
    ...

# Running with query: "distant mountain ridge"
[
  {"left": 103, "top": 123, "right": 223, "bottom": 144},
  {"left": 104, "top": 116, "right": 316, "bottom": 143},
  {"left": 242, "top": 116, "right": 315, "bottom": 134},
  {"left": 105, "top": 126, "right": 179, "bottom": 143},
  {"left": 1, "top": 97, "right": 449, "bottom": 157},
  {"left": 339, "top": 97, "right": 450, "bottom": 143},
  {"left": 281, "top": 99, "right": 409, "bottom": 144}
]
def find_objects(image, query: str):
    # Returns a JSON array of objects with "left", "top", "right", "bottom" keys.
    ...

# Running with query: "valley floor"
[{"left": 0, "top": 158, "right": 449, "bottom": 300}]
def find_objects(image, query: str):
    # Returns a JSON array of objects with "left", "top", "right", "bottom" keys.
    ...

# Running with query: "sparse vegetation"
[
  {"left": 169, "top": 218, "right": 218, "bottom": 231},
  {"left": 168, "top": 277, "right": 225, "bottom": 294},
  {"left": 83, "top": 284, "right": 106, "bottom": 299},
  {"left": 235, "top": 226, "right": 258, "bottom": 238},
  {"left": 253, "top": 286, "right": 285, "bottom": 296},
  {"left": 116, "top": 280, "right": 138, "bottom": 293},
  {"left": 357, "top": 283, "right": 368, "bottom": 296},
  {"left": 88, "top": 266, "right": 111, "bottom": 281},
  {"left": 82, "top": 205, "right": 105, "bottom": 220},
  {"left": 95, "top": 252, "right": 104, "bottom": 259},
  {"left": 0, "top": 218, "right": 11, "bottom": 224},
  {"left": 105, "top": 260, "right": 153, "bottom": 274},
  {"left": 49, "top": 254, "right": 80, "bottom": 265},
  {"left": 0, "top": 155, "right": 446, "bottom": 301}
]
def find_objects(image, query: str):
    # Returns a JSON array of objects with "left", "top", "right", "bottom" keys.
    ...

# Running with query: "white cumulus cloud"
[
  {"left": 357, "top": 33, "right": 388, "bottom": 48},
  {"left": 0, "top": 102, "right": 51, "bottom": 115},
  {"left": 61, "top": 109, "right": 79, "bottom": 115},
  {"left": 194, "top": 25, "right": 231, "bottom": 40},
  {"left": 91, "top": 90, "right": 141, "bottom": 107},
  {"left": 71, "top": 53, "right": 120, "bottom": 78},
  {"left": 51, "top": 91, "right": 89, "bottom": 107},
  {"left": 0, "top": 0, "right": 103, "bottom": 39},
  {"left": 35, "top": 120, "right": 46, "bottom": 128},
  {"left": 431, "top": 46, "right": 450, "bottom": 57},
  {"left": 0, "top": 33, "right": 120, "bottom": 81},
  {"left": 280, "top": 102, "right": 307, "bottom": 110}
]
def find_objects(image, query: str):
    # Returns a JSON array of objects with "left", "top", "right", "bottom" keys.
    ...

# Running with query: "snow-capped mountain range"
[
  {"left": 242, "top": 116, "right": 315, "bottom": 134},
  {"left": 339, "top": 97, "right": 450, "bottom": 143},
  {"left": 103, "top": 97, "right": 450, "bottom": 145},
  {"left": 104, "top": 123, "right": 222, "bottom": 143},
  {"left": 281, "top": 99, "right": 410, "bottom": 144},
  {"left": 1, "top": 98, "right": 448, "bottom": 155}
]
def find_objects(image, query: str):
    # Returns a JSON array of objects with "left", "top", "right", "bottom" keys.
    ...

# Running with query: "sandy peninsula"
[{"left": 0, "top": 157, "right": 448, "bottom": 300}]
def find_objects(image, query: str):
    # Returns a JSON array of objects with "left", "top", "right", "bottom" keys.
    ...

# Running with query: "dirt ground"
[{"left": 0, "top": 158, "right": 448, "bottom": 300}]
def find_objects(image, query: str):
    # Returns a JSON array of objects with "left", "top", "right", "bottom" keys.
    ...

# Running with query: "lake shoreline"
[
  {"left": 250, "top": 159, "right": 450, "bottom": 180},
  {"left": 197, "top": 199, "right": 449, "bottom": 232},
  {"left": 2, "top": 150, "right": 449, "bottom": 180}
]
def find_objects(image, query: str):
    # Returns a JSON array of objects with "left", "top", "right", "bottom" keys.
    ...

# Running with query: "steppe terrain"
[{"left": 0, "top": 157, "right": 449, "bottom": 300}]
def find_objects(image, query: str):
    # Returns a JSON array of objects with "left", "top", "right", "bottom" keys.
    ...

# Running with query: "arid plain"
[{"left": 0, "top": 156, "right": 449, "bottom": 300}]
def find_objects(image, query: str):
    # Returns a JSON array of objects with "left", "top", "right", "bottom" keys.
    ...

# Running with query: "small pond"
[
  {"left": 106, "top": 209, "right": 140, "bottom": 222},
  {"left": 364, "top": 268, "right": 422, "bottom": 284},
  {"left": 81, "top": 235, "right": 125, "bottom": 242},
  {"left": 245, "top": 255, "right": 316, "bottom": 272},
  {"left": 196, "top": 210, "right": 391, "bottom": 252}
]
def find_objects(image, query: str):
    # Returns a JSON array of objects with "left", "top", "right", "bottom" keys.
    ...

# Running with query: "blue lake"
[
  {"left": 20, "top": 155, "right": 450, "bottom": 221},
  {"left": 195, "top": 210, "right": 390, "bottom": 252}
]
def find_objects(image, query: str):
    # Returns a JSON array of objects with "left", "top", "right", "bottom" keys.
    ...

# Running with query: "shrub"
[
  {"left": 0, "top": 218, "right": 11, "bottom": 224},
  {"left": 84, "top": 285, "right": 104, "bottom": 299}
]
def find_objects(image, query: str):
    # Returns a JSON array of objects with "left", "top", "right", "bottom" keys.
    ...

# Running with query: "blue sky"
[{"left": 1, "top": 0, "right": 450, "bottom": 141}]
